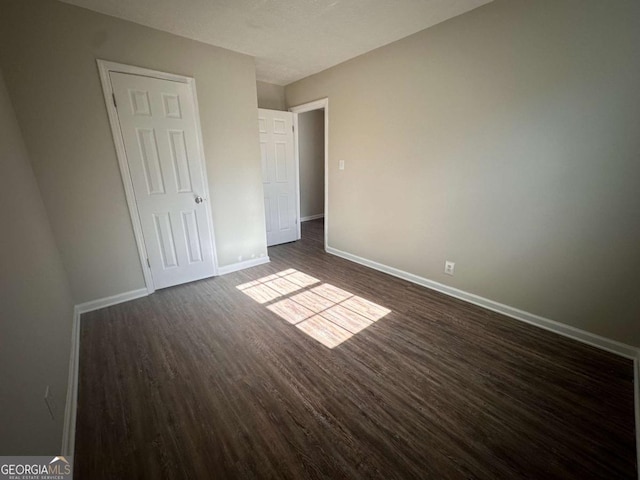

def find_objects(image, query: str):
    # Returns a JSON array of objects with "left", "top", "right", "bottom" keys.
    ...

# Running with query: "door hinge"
[
  {"left": 112, "top": 93, "right": 117, "bottom": 108},
  {"left": 292, "top": 124, "right": 294, "bottom": 132},
  {"left": 146, "top": 258, "right": 151, "bottom": 268}
]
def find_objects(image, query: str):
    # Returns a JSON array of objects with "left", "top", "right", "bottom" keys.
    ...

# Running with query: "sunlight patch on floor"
[
  {"left": 236, "top": 270, "right": 320, "bottom": 304},
  {"left": 237, "top": 269, "right": 391, "bottom": 348}
]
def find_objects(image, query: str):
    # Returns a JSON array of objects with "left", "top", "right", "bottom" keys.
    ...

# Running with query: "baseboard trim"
[
  {"left": 301, "top": 214, "right": 325, "bottom": 222},
  {"left": 327, "top": 246, "right": 640, "bottom": 477},
  {"left": 217, "top": 257, "right": 270, "bottom": 275},
  {"left": 635, "top": 356, "right": 640, "bottom": 480},
  {"left": 75, "top": 288, "right": 148, "bottom": 314},
  {"left": 326, "top": 246, "right": 639, "bottom": 360},
  {"left": 61, "top": 307, "right": 81, "bottom": 456},
  {"left": 60, "top": 288, "right": 148, "bottom": 456},
  {"left": 61, "top": 250, "right": 639, "bottom": 476}
]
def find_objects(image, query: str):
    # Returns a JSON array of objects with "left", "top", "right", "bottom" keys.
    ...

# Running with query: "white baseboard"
[
  {"left": 300, "top": 214, "right": 324, "bottom": 222},
  {"left": 327, "top": 246, "right": 640, "bottom": 478},
  {"left": 60, "top": 288, "right": 148, "bottom": 456},
  {"left": 635, "top": 356, "right": 640, "bottom": 480},
  {"left": 61, "top": 251, "right": 640, "bottom": 475},
  {"left": 326, "top": 246, "right": 639, "bottom": 360},
  {"left": 217, "top": 256, "right": 270, "bottom": 275},
  {"left": 61, "top": 307, "right": 81, "bottom": 456},
  {"left": 75, "top": 288, "right": 148, "bottom": 314}
]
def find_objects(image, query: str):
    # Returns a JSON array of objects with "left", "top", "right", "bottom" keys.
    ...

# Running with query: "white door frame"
[
  {"left": 289, "top": 98, "right": 329, "bottom": 250},
  {"left": 96, "top": 59, "right": 219, "bottom": 294}
]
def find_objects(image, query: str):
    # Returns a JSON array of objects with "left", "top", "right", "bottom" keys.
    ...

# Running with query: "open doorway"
[
  {"left": 290, "top": 99, "right": 329, "bottom": 250},
  {"left": 298, "top": 110, "right": 324, "bottom": 222}
]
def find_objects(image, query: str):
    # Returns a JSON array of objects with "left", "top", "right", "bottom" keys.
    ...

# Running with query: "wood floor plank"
[{"left": 74, "top": 219, "right": 636, "bottom": 479}]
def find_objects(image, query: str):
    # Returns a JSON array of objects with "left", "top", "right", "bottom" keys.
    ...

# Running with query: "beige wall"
[
  {"left": 298, "top": 110, "right": 325, "bottom": 218},
  {"left": 0, "top": 69, "right": 75, "bottom": 454},
  {"left": 286, "top": 0, "right": 640, "bottom": 346},
  {"left": 0, "top": 0, "right": 267, "bottom": 303},
  {"left": 257, "top": 81, "right": 286, "bottom": 110}
]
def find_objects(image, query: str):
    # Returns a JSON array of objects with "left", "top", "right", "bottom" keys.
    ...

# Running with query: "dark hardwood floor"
[{"left": 75, "top": 219, "right": 636, "bottom": 479}]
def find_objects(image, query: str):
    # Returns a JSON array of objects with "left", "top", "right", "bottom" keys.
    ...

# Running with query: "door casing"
[
  {"left": 290, "top": 98, "right": 329, "bottom": 250},
  {"left": 97, "top": 59, "right": 218, "bottom": 294}
]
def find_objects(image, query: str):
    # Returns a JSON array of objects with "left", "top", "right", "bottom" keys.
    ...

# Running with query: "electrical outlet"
[
  {"left": 44, "top": 386, "right": 56, "bottom": 420},
  {"left": 444, "top": 260, "right": 455, "bottom": 276},
  {"left": 339, "top": 160, "right": 345, "bottom": 170}
]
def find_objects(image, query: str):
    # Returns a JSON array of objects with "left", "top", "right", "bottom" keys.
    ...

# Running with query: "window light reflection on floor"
[{"left": 236, "top": 269, "right": 391, "bottom": 348}]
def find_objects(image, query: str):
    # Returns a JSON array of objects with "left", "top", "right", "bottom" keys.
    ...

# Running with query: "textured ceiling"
[{"left": 59, "top": 0, "right": 492, "bottom": 85}]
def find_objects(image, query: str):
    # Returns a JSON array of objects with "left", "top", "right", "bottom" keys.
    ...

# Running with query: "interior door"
[
  {"left": 110, "top": 72, "right": 216, "bottom": 289},
  {"left": 258, "top": 108, "right": 297, "bottom": 246}
]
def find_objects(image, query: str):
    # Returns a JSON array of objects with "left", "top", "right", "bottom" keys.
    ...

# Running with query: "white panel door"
[
  {"left": 258, "top": 108, "right": 297, "bottom": 246},
  {"left": 110, "top": 72, "right": 216, "bottom": 289}
]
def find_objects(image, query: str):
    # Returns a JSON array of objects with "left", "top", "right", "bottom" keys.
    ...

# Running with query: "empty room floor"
[{"left": 74, "top": 219, "right": 636, "bottom": 479}]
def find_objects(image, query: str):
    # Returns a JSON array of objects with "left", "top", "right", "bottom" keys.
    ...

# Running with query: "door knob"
[{"left": 194, "top": 195, "right": 204, "bottom": 204}]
